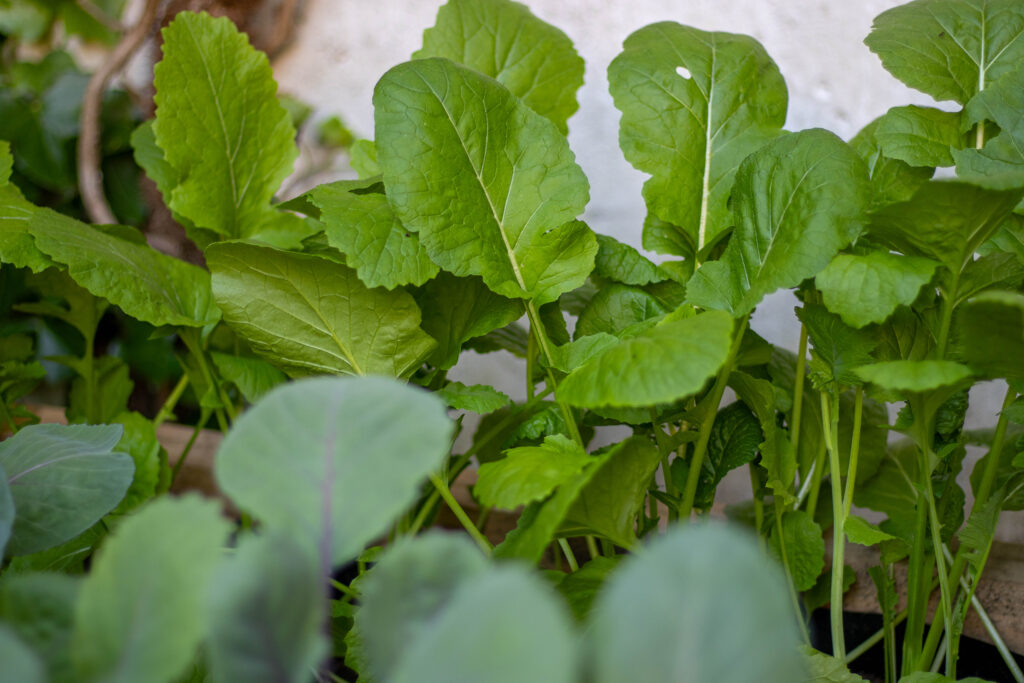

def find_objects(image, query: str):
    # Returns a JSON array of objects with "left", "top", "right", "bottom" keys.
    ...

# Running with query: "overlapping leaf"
[
  {"left": 849, "top": 116, "right": 934, "bottom": 211},
  {"left": 958, "top": 290, "right": 1024, "bottom": 381},
  {"left": 816, "top": 252, "right": 938, "bottom": 328},
  {"left": 954, "top": 64, "right": 1024, "bottom": 189},
  {"left": 477, "top": 435, "right": 592, "bottom": 510},
  {"left": 874, "top": 105, "right": 963, "bottom": 167}
]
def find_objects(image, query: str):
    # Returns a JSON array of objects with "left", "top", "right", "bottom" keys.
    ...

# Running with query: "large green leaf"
[
  {"left": 152, "top": 12, "right": 297, "bottom": 239},
  {"left": 558, "top": 310, "right": 733, "bottom": 408},
  {"left": 874, "top": 105, "right": 964, "bottom": 167},
  {"left": 608, "top": 23, "right": 786, "bottom": 257},
  {"left": 415, "top": 0, "right": 583, "bottom": 134},
  {"left": 958, "top": 290, "right": 1024, "bottom": 381},
  {"left": 865, "top": 0, "right": 1024, "bottom": 105},
  {"left": 1, "top": 423, "right": 132, "bottom": 557},
  {"left": 387, "top": 566, "right": 577, "bottom": 683},
  {"left": 0, "top": 572, "right": 79, "bottom": 683},
  {"left": 375, "top": 57, "right": 593, "bottom": 305},
  {"left": 27, "top": 209, "right": 220, "bottom": 327},
  {"left": 867, "top": 181, "right": 1024, "bottom": 275},
  {"left": 849, "top": 116, "right": 934, "bottom": 211},
  {"left": 357, "top": 532, "right": 488, "bottom": 682},
  {"left": 589, "top": 524, "right": 806, "bottom": 683},
  {"left": 71, "top": 495, "right": 230, "bottom": 683},
  {"left": 686, "top": 129, "right": 869, "bottom": 316},
  {"left": 215, "top": 376, "right": 452, "bottom": 567},
  {"left": 0, "top": 625, "right": 44, "bottom": 683},
  {"left": 475, "top": 434, "right": 593, "bottom": 510},
  {"left": 207, "top": 241, "right": 435, "bottom": 378},
  {"left": 816, "top": 251, "right": 939, "bottom": 328},
  {"left": 954, "top": 64, "right": 1024, "bottom": 189},
  {"left": 310, "top": 183, "right": 438, "bottom": 289},
  {"left": 206, "top": 532, "right": 327, "bottom": 683}
]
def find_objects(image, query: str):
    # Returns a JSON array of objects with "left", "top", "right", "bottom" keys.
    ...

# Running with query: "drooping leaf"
[
  {"left": 955, "top": 64, "right": 1024, "bottom": 189},
  {"left": 798, "top": 304, "right": 877, "bottom": 388},
  {"left": 476, "top": 434, "right": 592, "bottom": 510},
  {"left": 413, "top": 271, "right": 522, "bottom": 370},
  {"left": 0, "top": 625, "right": 45, "bottom": 683},
  {"left": 857, "top": 360, "right": 973, "bottom": 395},
  {"left": 874, "top": 105, "right": 964, "bottom": 167},
  {"left": 210, "top": 351, "right": 287, "bottom": 404},
  {"left": 686, "top": 129, "right": 869, "bottom": 316},
  {"left": 845, "top": 515, "right": 897, "bottom": 546},
  {"left": 768, "top": 509, "right": 825, "bottom": 591},
  {"left": 958, "top": 290, "right": 1024, "bottom": 382},
  {"left": 375, "top": 57, "right": 593, "bottom": 305},
  {"left": 152, "top": 12, "right": 298, "bottom": 241},
  {"left": 356, "top": 532, "right": 488, "bottom": 682},
  {"left": 589, "top": 524, "right": 806, "bottom": 683},
  {"left": 215, "top": 376, "right": 452, "bottom": 567},
  {"left": 849, "top": 116, "right": 934, "bottom": 211},
  {"left": 865, "top": 0, "right": 1024, "bottom": 105},
  {"left": 608, "top": 23, "right": 787, "bottom": 257},
  {"left": 71, "top": 495, "right": 230, "bottom": 683},
  {"left": 27, "top": 209, "right": 220, "bottom": 327},
  {"left": 593, "top": 234, "right": 670, "bottom": 286},
  {"left": 416, "top": 0, "right": 584, "bottom": 134},
  {"left": 207, "top": 241, "right": 435, "bottom": 378},
  {"left": 816, "top": 252, "right": 938, "bottom": 328},
  {"left": 206, "top": 532, "right": 328, "bottom": 683},
  {"left": 1, "top": 423, "right": 132, "bottom": 556},
  {"left": 574, "top": 283, "right": 667, "bottom": 339},
  {"left": 0, "top": 572, "right": 79, "bottom": 683},
  {"left": 436, "top": 381, "right": 510, "bottom": 414}
]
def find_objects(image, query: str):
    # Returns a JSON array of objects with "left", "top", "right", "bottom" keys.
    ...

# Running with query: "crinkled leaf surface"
[
  {"left": 816, "top": 252, "right": 938, "bottom": 328},
  {"left": 1, "top": 423, "right": 132, "bottom": 556},
  {"left": 686, "top": 129, "right": 869, "bottom": 316},
  {"left": 874, "top": 105, "right": 963, "bottom": 167},
  {"left": 608, "top": 22, "right": 787, "bottom": 256},
  {"left": 675, "top": 401, "right": 762, "bottom": 510},
  {"left": 0, "top": 572, "right": 79, "bottom": 683},
  {"left": 798, "top": 304, "right": 877, "bottom": 388},
  {"left": 476, "top": 434, "right": 592, "bottom": 510},
  {"left": 207, "top": 241, "right": 435, "bottom": 378},
  {"left": 375, "top": 57, "right": 593, "bottom": 305},
  {"left": 589, "top": 524, "right": 806, "bottom": 683},
  {"left": 768, "top": 509, "right": 825, "bottom": 591},
  {"left": 215, "top": 376, "right": 452, "bottom": 567},
  {"left": 206, "top": 532, "right": 327, "bottom": 683},
  {"left": 849, "top": 116, "right": 934, "bottom": 211},
  {"left": 574, "top": 283, "right": 667, "bottom": 339},
  {"left": 558, "top": 310, "right": 733, "bottom": 408},
  {"left": 593, "top": 234, "right": 670, "bottom": 286},
  {"left": 27, "top": 209, "right": 219, "bottom": 327},
  {"left": 71, "top": 495, "right": 230, "bottom": 683},
  {"left": 210, "top": 351, "right": 287, "bottom": 404},
  {"left": 435, "top": 381, "right": 510, "bottom": 413},
  {"left": 955, "top": 64, "right": 1024, "bottom": 189},
  {"left": 958, "top": 290, "right": 1024, "bottom": 381},
  {"left": 730, "top": 371, "right": 795, "bottom": 499},
  {"left": 865, "top": 0, "right": 1024, "bottom": 105},
  {"left": 415, "top": 0, "right": 583, "bottom": 134},
  {"left": 0, "top": 143, "right": 52, "bottom": 273},
  {"left": 152, "top": 12, "right": 297, "bottom": 239}
]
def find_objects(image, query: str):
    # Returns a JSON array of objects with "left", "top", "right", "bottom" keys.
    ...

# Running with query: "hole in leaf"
[{"left": 676, "top": 66, "right": 692, "bottom": 80}]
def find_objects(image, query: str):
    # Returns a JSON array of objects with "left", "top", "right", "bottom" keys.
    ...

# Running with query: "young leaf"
[
  {"left": 574, "top": 283, "right": 667, "bottom": 338},
  {"left": 849, "top": 116, "right": 934, "bottom": 210},
  {"left": 816, "top": 251, "right": 938, "bottom": 328},
  {"left": 476, "top": 434, "right": 592, "bottom": 510},
  {"left": 416, "top": 0, "right": 584, "bottom": 134},
  {"left": 209, "top": 352, "right": 287, "bottom": 404},
  {"left": 845, "top": 515, "right": 897, "bottom": 546},
  {"left": 207, "top": 241, "right": 435, "bottom": 378},
  {"left": 768, "top": 510, "right": 825, "bottom": 591},
  {"left": 874, "top": 105, "right": 963, "bottom": 167},
  {"left": 955, "top": 64, "right": 1024, "bottom": 188},
  {"left": 152, "top": 12, "right": 298, "bottom": 240},
  {"left": 1, "top": 423, "right": 132, "bottom": 556},
  {"left": 206, "top": 532, "right": 328, "bottom": 683},
  {"left": 865, "top": 0, "right": 1024, "bottom": 105},
  {"left": 557, "top": 310, "right": 734, "bottom": 408},
  {"left": 435, "top": 381, "right": 510, "bottom": 414},
  {"left": 71, "top": 495, "right": 230, "bottom": 683},
  {"left": 798, "top": 304, "right": 877, "bottom": 388},
  {"left": 0, "top": 573, "right": 79, "bottom": 683},
  {"left": 608, "top": 23, "right": 787, "bottom": 257},
  {"left": 356, "top": 532, "right": 488, "bottom": 682},
  {"left": 687, "top": 129, "right": 869, "bottom": 316},
  {"left": 374, "top": 57, "right": 593, "bottom": 305},
  {"left": 958, "top": 290, "right": 1024, "bottom": 381},
  {"left": 589, "top": 524, "right": 807, "bottom": 683},
  {"left": 215, "top": 376, "right": 453, "bottom": 568},
  {"left": 729, "top": 371, "right": 795, "bottom": 499},
  {"left": 593, "top": 234, "right": 671, "bottom": 286}
]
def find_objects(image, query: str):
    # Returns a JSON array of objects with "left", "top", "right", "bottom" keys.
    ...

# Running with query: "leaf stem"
[
  {"left": 822, "top": 390, "right": 847, "bottom": 660},
  {"left": 525, "top": 301, "right": 582, "bottom": 447},
  {"left": 805, "top": 437, "right": 827, "bottom": 518},
  {"left": 557, "top": 538, "right": 579, "bottom": 572},
  {"left": 429, "top": 472, "right": 492, "bottom": 554},
  {"left": 790, "top": 322, "right": 809, "bottom": 463},
  {"left": 153, "top": 373, "right": 189, "bottom": 429},
  {"left": 773, "top": 499, "right": 810, "bottom": 645},
  {"left": 935, "top": 270, "right": 960, "bottom": 360},
  {"left": 842, "top": 386, "right": 864, "bottom": 517},
  {"left": 170, "top": 409, "right": 211, "bottom": 485}
]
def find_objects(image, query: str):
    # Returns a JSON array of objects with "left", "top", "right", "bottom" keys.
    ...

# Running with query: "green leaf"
[
  {"left": 801, "top": 646, "right": 869, "bottom": 682},
  {"left": 0, "top": 625, "right": 45, "bottom": 683},
  {"left": 215, "top": 376, "right": 452, "bottom": 567},
  {"left": 730, "top": 371, "right": 795, "bottom": 499},
  {"left": 608, "top": 22, "right": 787, "bottom": 257},
  {"left": 0, "top": 466, "right": 12, "bottom": 558},
  {"left": 849, "top": 116, "right": 934, "bottom": 211},
  {"left": 798, "top": 304, "right": 877, "bottom": 388},
  {"left": 955, "top": 64, "right": 1024, "bottom": 188},
  {"left": 874, "top": 105, "right": 964, "bottom": 167},
  {"left": 108, "top": 411, "right": 168, "bottom": 515},
  {"left": 27, "top": 209, "right": 220, "bottom": 327},
  {"left": 865, "top": 0, "right": 1024, "bottom": 105},
  {"left": 673, "top": 402, "right": 762, "bottom": 510},
  {"left": 375, "top": 57, "right": 593, "bottom": 305},
  {"left": 356, "top": 532, "right": 488, "bottom": 682},
  {"left": 956, "top": 252, "right": 1024, "bottom": 306},
  {"left": 556, "top": 556, "right": 620, "bottom": 622},
  {"left": 206, "top": 532, "right": 327, "bottom": 683},
  {"left": 558, "top": 310, "right": 733, "bottom": 408},
  {"left": 560, "top": 436, "right": 661, "bottom": 549},
  {"left": 0, "top": 139, "right": 12, "bottom": 183},
  {"left": 207, "top": 241, "right": 435, "bottom": 378},
  {"left": 0, "top": 572, "right": 79, "bottom": 683},
  {"left": 1, "top": 423, "right": 132, "bottom": 557},
  {"left": 589, "top": 524, "right": 806, "bottom": 683},
  {"left": 958, "top": 290, "right": 1024, "bottom": 381},
  {"left": 71, "top": 495, "right": 230, "bottom": 683},
  {"left": 593, "top": 234, "right": 670, "bottom": 286},
  {"left": 817, "top": 252, "right": 938, "bottom": 328},
  {"left": 687, "top": 129, "right": 869, "bottom": 316},
  {"left": 767, "top": 509, "right": 825, "bottom": 591},
  {"left": 867, "top": 181, "right": 1024, "bottom": 276},
  {"left": 311, "top": 183, "right": 439, "bottom": 289},
  {"left": 435, "top": 381, "right": 510, "bottom": 414},
  {"left": 3, "top": 524, "right": 104, "bottom": 576},
  {"left": 416, "top": 0, "right": 584, "bottom": 134},
  {"left": 546, "top": 333, "right": 619, "bottom": 373},
  {"left": 857, "top": 360, "right": 973, "bottom": 395},
  {"left": 349, "top": 139, "right": 379, "bottom": 178},
  {"left": 413, "top": 271, "right": 523, "bottom": 370},
  {"left": 152, "top": 12, "right": 298, "bottom": 240},
  {"left": 845, "top": 515, "right": 897, "bottom": 546},
  {"left": 210, "top": 351, "right": 287, "bottom": 404},
  {"left": 387, "top": 566, "right": 577, "bottom": 683},
  {"left": 0, "top": 185, "right": 53, "bottom": 273},
  {"left": 476, "top": 434, "right": 592, "bottom": 510},
  {"left": 574, "top": 283, "right": 667, "bottom": 338},
  {"left": 66, "top": 356, "right": 133, "bottom": 424}
]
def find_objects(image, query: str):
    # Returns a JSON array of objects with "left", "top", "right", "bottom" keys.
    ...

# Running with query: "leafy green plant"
[{"left": 1, "top": 0, "right": 1023, "bottom": 681}]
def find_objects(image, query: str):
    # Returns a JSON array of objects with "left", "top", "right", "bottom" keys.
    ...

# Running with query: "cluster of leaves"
[{"left": 1, "top": 0, "right": 1024, "bottom": 681}]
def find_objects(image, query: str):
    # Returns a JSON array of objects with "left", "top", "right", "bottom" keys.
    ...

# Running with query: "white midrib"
[
  {"left": 977, "top": 9, "right": 987, "bottom": 148},
  {"left": 697, "top": 46, "right": 716, "bottom": 257}
]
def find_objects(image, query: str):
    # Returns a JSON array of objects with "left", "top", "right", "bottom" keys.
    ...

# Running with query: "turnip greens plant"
[{"left": 1, "top": 0, "right": 1024, "bottom": 680}]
